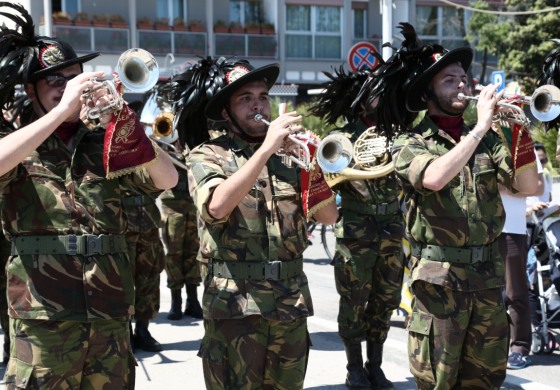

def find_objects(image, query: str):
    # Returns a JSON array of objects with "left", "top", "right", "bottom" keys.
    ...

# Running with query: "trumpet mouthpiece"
[{"left": 254, "top": 114, "right": 270, "bottom": 125}]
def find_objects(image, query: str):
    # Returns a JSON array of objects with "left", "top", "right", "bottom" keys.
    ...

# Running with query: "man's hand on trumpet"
[
  {"left": 260, "top": 111, "right": 303, "bottom": 156},
  {"left": 472, "top": 82, "right": 504, "bottom": 136}
]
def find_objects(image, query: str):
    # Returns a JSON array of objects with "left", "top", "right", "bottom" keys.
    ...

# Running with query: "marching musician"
[
  {"left": 0, "top": 3, "right": 177, "bottom": 387},
  {"left": 310, "top": 66, "right": 404, "bottom": 390},
  {"left": 370, "top": 23, "right": 538, "bottom": 388},
  {"left": 173, "top": 56, "right": 337, "bottom": 389}
]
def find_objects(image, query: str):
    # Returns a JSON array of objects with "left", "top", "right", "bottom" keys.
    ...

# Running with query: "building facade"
[{"left": 6, "top": 0, "right": 503, "bottom": 98}]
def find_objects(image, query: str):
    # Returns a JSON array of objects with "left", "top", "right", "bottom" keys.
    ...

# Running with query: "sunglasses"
[{"left": 44, "top": 73, "right": 78, "bottom": 88}]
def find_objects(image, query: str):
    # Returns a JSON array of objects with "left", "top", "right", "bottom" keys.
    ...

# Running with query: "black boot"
[
  {"left": 134, "top": 320, "right": 163, "bottom": 352},
  {"left": 167, "top": 289, "right": 183, "bottom": 320},
  {"left": 365, "top": 341, "right": 393, "bottom": 390},
  {"left": 343, "top": 342, "right": 370, "bottom": 389},
  {"left": 184, "top": 284, "right": 203, "bottom": 319}
]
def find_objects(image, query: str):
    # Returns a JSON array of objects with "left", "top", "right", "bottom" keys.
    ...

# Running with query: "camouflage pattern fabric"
[
  {"left": 187, "top": 132, "right": 312, "bottom": 321},
  {"left": 187, "top": 131, "right": 312, "bottom": 389},
  {"left": 0, "top": 122, "right": 161, "bottom": 385},
  {"left": 160, "top": 169, "right": 202, "bottom": 290},
  {"left": 0, "top": 232, "right": 10, "bottom": 333},
  {"left": 4, "top": 318, "right": 135, "bottom": 389},
  {"left": 407, "top": 281, "right": 508, "bottom": 389},
  {"left": 330, "top": 121, "right": 405, "bottom": 344},
  {"left": 333, "top": 214, "right": 404, "bottom": 344},
  {"left": 199, "top": 316, "right": 310, "bottom": 390},
  {"left": 392, "top": 116, "right": 513, "bottom": 388},
  {"left": 123, "top": 193, "right": 165, "bottom": 321},
  {"left": 0, "top": 123, "right": 161, "bottom": 321}
]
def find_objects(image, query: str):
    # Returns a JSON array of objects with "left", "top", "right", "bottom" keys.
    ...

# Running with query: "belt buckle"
[
  {"left": 264, "top": 260, "right": 282, "bottom": 280},
  {"left": 67, "top": 235, "right": 78, "bottom": 256},
  {"left": 471, "top": 246, "right": 484, "bottom": 263},
  {"left": 377, "top": 203, "right": 387, "bottom": 214},
  {"left": 86, "top": 234, "right": 105, "bottom": 256}
]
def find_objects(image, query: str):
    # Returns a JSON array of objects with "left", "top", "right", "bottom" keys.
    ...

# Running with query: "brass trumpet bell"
[
  {"left": 530, "top": 85, "right": 560, "bottom": 122},
  {"left": 140, "top": 92, "right": 178, "bottom": 144},
  {"left": 317, "top": 133, "right": 354, "bottom": 173},
  {"left": 117, "top": 48, "right": 159, "bottom": 93}
]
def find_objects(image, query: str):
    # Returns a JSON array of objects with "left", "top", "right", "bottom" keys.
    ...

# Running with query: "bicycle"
[{"left": 306, "top": 219, "right": 336, "bottom": 261}]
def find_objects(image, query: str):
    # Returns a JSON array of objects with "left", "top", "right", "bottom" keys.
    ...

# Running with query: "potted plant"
[
  {"left": 245, "top": 21, "right": 260, "bottom": 34},
  {"left": 137, "top": 16, "right": 152, "bottom": 30},
  {"left": 111, "top": 14, "right": 127, "bottom": 28},
  {"left": 214, "top": 19, "right": 228, "bottom": 33},
  {"left": 53, "top": 11, "right": 72, "bottom": 25},
  {"left": 229, "top": 20, "right": 244, "bottom": 34},
  {"left": 92, "top": 13, "right": 110, "bottom": 28},
  {"left": 172, "top": 17, "right": 187, "bottom": 31},
  {"left": 154, "top": 17, "right": 170, "bottom": 31},
  {"left": 261, "top": 22, "right": 275, "bottom": 35},
  {"left": 73, "top": 12, "right": 90, "bottom": 26},
  {"left": 188, "top": 19, "right": 205, "bottom": 32}
]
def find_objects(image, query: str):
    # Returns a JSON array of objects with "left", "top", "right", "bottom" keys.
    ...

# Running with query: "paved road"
[{"left": 0, "top": 225, "right": 559, "bottom": 389}]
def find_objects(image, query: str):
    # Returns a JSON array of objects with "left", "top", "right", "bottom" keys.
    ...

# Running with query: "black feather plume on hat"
[
  {"left": 355, "top": 22, "right": 445, "bottom": 137},
  {"left": 309, "top": 64, "right": 374, "bottom": 125},
  {"left": 158, "top": 56, "right": 250, "bottom": 149},
  {"left": 0, "top": 2, "right": 37, "bottom": 125},
  {"left": 536, "top": 39, "right": 560, "bottom": 131}
]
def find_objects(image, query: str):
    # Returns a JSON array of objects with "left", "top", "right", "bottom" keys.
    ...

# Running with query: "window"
[
  {"left": 416, "top": 5, "right": 465, "bottom": 48},
  {"left": 230, "top": 0, "right": 264, "bottom": 25},
  {"left": 285, "top": 5, "right": 341, "bottom": 60},
  {"left": 156, "top": 0, "right": 187, "bottom": 20},
  {"left": 353, "top": 8, "right": 367, "bottom": 39}
]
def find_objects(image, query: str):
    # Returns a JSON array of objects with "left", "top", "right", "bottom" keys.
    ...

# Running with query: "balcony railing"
[
  {"left": 215, "top": 32, "right": 277, "bottom": 58},
  {"left": 50, "top": 25, "right": 277, "bottom": 59},
  {"left": 53, "top": 25, "right": 130, "bottom": 53}
]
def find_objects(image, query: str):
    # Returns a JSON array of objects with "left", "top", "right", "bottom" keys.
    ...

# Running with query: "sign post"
[{"left": 347, "top": 42, "right": 379, "bottom": 72}]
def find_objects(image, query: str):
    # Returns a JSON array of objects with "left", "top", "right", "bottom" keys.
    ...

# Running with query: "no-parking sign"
[{"left": 347, "top": 42, "right": 379, "bottom": 72}]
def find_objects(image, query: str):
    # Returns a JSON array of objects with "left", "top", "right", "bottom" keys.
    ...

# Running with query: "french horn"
[{"left": 317, "top": 126, "right": 394, "bottom": 186}]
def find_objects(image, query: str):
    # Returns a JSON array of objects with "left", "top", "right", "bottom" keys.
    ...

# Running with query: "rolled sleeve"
[{"left": 393, "top": 134, "right": 437, "bottom": 193}]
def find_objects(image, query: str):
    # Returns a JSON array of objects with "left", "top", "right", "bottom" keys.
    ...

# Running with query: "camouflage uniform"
[
  {"left": 0, "top": 123, "right": 163, "bottom": 388},
  {"left": 160, "top": 168, "right": 202, "bottom": 319},
  {"left": 331, "top": 121, "right": 404, "bottom": 388},
  {"left": 187, "top": 132, "right": 311, "bottom": 390},
  {"left": 160, "top": 170, "right": 200, "bottom": 289},
  {"left": 0, "top": 231, "right": 10, "bottom": 363},
  {"left": 333, "top": 121, "right": 404, "bottom": 342},
  {"left": 392, "top": 117, "right": 512, "bottom": 389},
  {"left": 122, "top": 192, "right": 165, "bottom": 321}
]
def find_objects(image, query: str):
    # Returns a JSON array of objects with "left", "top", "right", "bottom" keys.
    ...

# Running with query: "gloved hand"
[{"left": 103, "top": 73, "right": 157, "bottom": 178}]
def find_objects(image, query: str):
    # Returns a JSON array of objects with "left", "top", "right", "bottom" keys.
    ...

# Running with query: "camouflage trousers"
[
  {"left": 333, "top": 234, "right": 405, "bottom": 344},
  {"left": 4, "top": 318, "right": 135, "bottom": 389},
  {"left": 407, "top": 281, "right": 508, "bottom": 390},
  {"left": 199, "top": 316, "right": 310, "bottom": 390},
  {"left": 160, "top": 199, "right": 201, "bottom": 290},
  {"left": 0, "top": 234, "right": 10, "bottom": 332},
  {"left": 127, "top": 228, "right": 165, "bottom": 320}
]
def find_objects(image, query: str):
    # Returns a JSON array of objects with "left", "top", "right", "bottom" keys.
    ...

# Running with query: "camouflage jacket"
[
  {"left": 392, "top": 117, "right": 515, "bottom": 291},
  {"left": 187, "top": 132, "right": 312, "bottom": 321},
  {"left": 0, "top": 122, "right": 162, "bottom": 321},
  {"left": 331, "top": 120, "right": 402, "bottom": 241},
  {"left": 122, "top": 191, "right": 162, "bottom": 232}
]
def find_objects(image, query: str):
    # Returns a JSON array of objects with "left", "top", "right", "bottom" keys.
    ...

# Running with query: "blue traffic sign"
[{"left": 491, "top": 70, "right": 505, "bottom": 92}]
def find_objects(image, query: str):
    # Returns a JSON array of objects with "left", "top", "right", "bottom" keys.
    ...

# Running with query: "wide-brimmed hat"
[
  {"left": 205, "top": 63, "right": 279, "bottom": 121},
  {"left": 27, "top": 37, "right": 99, "bottom": 82},
  {"left": 405, "top": 47, "right": 473, "bottom": 112}
]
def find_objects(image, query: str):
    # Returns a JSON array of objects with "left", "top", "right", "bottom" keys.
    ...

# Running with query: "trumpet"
[
  {"left": 457, "top": 84, "right": 560, "bottom": 123},
  {"left": 254, "top": 114, "right": 316, "bottom": 171},
  {"left": 83, "top": 48, "right": 159, "bottom": 119},
  {"left": 139, "top": 90, "right": 186, "bottom": 170}
]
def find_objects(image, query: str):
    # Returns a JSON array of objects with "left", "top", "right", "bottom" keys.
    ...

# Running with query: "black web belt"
[{"left": 410, "top": 240, "right": 499, "bottom": 264}]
